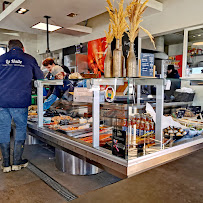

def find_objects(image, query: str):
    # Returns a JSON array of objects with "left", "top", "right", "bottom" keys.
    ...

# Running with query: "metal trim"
[
  {"left": 27, "top": 122, "right": 128, "bottom": 167},
  {"left": 128, "top": 138, "right": 203, "bottom": 166}
]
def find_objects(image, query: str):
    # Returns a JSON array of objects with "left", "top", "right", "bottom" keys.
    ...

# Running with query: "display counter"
[{"left": 24, "top": 78, "right": 203, "bottom": 178}]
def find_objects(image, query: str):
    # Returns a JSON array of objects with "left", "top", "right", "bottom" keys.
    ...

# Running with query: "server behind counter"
[
  {"left": 167, "top": 65, "right": 180, "bottom": 79},
  {"left": 42, "top": 58, "right": 71, "bottom": 99},
  {"left": 165, "top": 65, "right": 181, "bottom": 100},
  {"left": 43, "top": 66, "right": 73, "bottom": 110},
  {"left": 43, "top": 68, "right": 87, "bottom": 110}
]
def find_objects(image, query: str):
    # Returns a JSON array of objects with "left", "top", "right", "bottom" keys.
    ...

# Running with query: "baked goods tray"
[{"left": 56, "top": 124, "right": 92, "bottom": 137}]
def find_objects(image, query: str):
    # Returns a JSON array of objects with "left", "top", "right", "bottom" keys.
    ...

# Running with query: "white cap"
[{"left": 51, "top": 65, "right": 65, "bottom": 76}]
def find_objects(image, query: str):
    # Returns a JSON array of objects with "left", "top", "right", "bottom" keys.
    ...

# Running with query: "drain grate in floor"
[{"left": 27, "top": 162, "right": 77, "bottom": 201}]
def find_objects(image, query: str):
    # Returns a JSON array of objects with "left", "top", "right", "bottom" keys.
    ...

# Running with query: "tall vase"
[
  {"left": 120, "top": 41, "right": 125, "bottom": 77},
  {"left": 104, "top": 44, "right": 113, "bottom": 78},
  {"left": 126, "top": 42, "right": 136, "bottom": 77},
  {"left": 113, "top": 39, "right": 123, "bottom": 77}
]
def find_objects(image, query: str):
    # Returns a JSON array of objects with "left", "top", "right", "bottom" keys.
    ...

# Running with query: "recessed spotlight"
[
  {"left": 193, "top": 36, "right": 196, "bottom": 38},
  {"left": 31, "top": 22, "right": 62, "bottom": 32},
  {"left": 67, "top": 13, "right": 78, "bottom": 17},
  {"left": 16, "top": 8, "right": 29, "bottom": 14},
  {"left": 21, "top": 8, "right": 27, "bottom": 12},
  {"left": 198, "top": 34, "right": 201, "bottom": 37}
]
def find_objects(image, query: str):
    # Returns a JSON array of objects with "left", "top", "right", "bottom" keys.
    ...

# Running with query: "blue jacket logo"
[{"left": 6, "top": 59, "right": 23, "bottom": 65}]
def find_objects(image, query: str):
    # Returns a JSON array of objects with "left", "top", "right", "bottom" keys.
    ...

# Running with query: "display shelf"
[
  {"left": 28, "top": 77, "right": 203, "bottom": 178},
  {"left": 190, "top": 54, "right": 203, "bottom": 57},
  {"left": 17, "top": 121, "right": 203, "bottom": 178}
]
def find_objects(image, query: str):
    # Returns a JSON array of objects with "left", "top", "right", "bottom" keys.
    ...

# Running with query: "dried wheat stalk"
[
  {"left": 106, "top": 0, "right": 129, "bottom": 40},
  {"left": 105, "top": 23, "right": 114, "bottom": 44},
  {"left": 126, "top": 0, "right": 155, "bottom": 48}
]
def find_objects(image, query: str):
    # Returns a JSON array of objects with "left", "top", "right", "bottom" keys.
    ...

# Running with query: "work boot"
[
  {"left": 12, "top": 140, "right": 28, "bottom": 171},
  {"left": 0, "top": 143, "right": 11, "bottom": 173}
]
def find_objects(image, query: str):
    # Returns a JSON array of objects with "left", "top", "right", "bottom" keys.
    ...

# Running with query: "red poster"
[
  {"left": 175, "top": 55, "right": 183, "bottom": 77},
  {"left": 88, "top": 37, "right": 107, "bottom": 77}
]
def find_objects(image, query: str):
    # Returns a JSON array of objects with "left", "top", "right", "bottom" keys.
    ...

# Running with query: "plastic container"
[{"left": 174, "top": 92, "right": 195, "bottom": 102}]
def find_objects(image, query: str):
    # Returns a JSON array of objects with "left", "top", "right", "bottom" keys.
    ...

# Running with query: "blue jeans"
[{"left": 0, "top": 108, "right": 28, "bottom": 143}]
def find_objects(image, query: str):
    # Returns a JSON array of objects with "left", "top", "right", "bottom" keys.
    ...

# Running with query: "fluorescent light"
[
  {"left": 193, "top": 42, "right": 203, "bottom": 46},
  {"left": 16, "top": 8, "right": 29, "bottom": 14},
  {"left": 31, "top": 22, "right": 62, "bottom": 32},
  {"left": 3, "top": 32, "right": 20, "bottom": 37}
]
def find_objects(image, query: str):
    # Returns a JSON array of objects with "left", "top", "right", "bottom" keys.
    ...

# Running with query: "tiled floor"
[
  {"left": 0, "top": 145, "right": 203, "bottom": 203},
  {"left": 0, "top": 143, "right": 121, "bottom": 202},
  {"left": 23, "top": 144, "right": 120, "bottom": 196},
  {"left": 73, "top": 148, "right": 203, "bottom": 203},
  {"left": 0, "top": 167, "right": 67, "bottom": 203}
]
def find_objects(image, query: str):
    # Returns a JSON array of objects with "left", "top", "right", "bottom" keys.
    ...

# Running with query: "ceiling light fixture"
[
  {"left": 67, "top": 13, "right": 78, "bottom": 17},
  {"left": 3, "top": 32, "right": 20, "bottom": 37},
  {"left": 193, "top": 42, "right": 203, "bottom": 46},
  {"left": 193, "top": 36, "right": 196, "bottom": 38},
  {"left": 16, "top": 8, "right": 29, "bottom": 14},
  {"left": 31, "top": 22, "right": 62, "bottom": 32},
  {"left": 198, "top": 34, "right": 202, "bottom": 37}
]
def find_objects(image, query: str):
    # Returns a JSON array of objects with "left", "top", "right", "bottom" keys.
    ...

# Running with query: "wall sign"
[{"left": 139, "top": 53, "right": 155, "bottom": 77}]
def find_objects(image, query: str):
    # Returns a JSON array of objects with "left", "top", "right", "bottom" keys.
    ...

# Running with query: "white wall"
[
  {"left": 168, "top": 43, "right": 183, "bottom": 56},
  {"left": 140, "top": 0, "right": 203, "bottom": 37}
]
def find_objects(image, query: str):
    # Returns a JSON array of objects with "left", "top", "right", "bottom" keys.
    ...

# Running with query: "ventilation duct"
[{"left": 154, "top": 36, "right": 168, "bottom": 60}]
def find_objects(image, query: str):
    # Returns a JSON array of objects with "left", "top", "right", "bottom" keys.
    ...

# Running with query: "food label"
[{"left": 139, "top": 129, "right": 144, "bottom": 136}]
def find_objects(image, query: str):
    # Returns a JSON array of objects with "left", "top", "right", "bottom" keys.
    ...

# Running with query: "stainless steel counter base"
[
  {"left": 55, "top": 148, "right": 102, "bottom": 175},
  {"left": 26, "top": 134, "right": 41, "bottom": 145},
  {"left": 22, "top": 122, "right": 203, "bottom": 179}
]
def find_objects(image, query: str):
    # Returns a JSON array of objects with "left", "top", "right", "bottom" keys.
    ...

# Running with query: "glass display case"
[{"left": 27, "top": 77, "right": 203, "bottom": 177}]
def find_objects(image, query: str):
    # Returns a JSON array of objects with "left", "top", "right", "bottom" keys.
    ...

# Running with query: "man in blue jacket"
[{"left": 0, "top": 39, "right": 43, "bottom": 172}]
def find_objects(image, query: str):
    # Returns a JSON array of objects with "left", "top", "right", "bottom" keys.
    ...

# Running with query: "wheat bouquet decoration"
[
  {"left": 104, "top": 24, "right": 114, "bottom": 77},
  {"left": 105, "top": 0, "right": 155, "bottom": 78},
  {"left": 126, "top": 0, "right": 155, "bottom": 77},
  {"left": 106, "top": 0, "right": 129, "bottom": 77}
]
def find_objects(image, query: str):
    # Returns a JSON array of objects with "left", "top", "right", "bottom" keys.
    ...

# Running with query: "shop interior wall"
[
  {"left": 37, "top": 12, "right": 109, "bottom": 55},
  {"left": 140, "top": 0, "right": 203, "bottom": 38},
  {"left": 141, "top": 38, "right": 156, "bottom": 51},
  {"left": 0, "top": 31, "right": 42, "bottom": 64},
  {"left": 37, "top": 0, "right": 203, "bottom": 56},
  {"left": 168, "top": 43, "right": 183, "bottom": 56}
]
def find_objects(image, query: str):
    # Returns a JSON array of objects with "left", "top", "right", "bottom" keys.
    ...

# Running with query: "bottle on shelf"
[{"left": 139, "top": 121, "right": 145, "bottom": 136}]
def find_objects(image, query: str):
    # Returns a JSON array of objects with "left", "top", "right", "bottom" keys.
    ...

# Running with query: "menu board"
[{"left": 140, "top": 53, "right": 154, "bottom": 77}]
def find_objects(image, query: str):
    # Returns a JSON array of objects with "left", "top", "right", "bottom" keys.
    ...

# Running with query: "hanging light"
[{"left": 44, "top": 16, "right": 52, "bottom": 58}]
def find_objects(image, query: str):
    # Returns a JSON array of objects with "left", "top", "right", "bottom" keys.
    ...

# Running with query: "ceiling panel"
[{"left": 0, "top": 0, "right": 163, "bottom": 35}]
